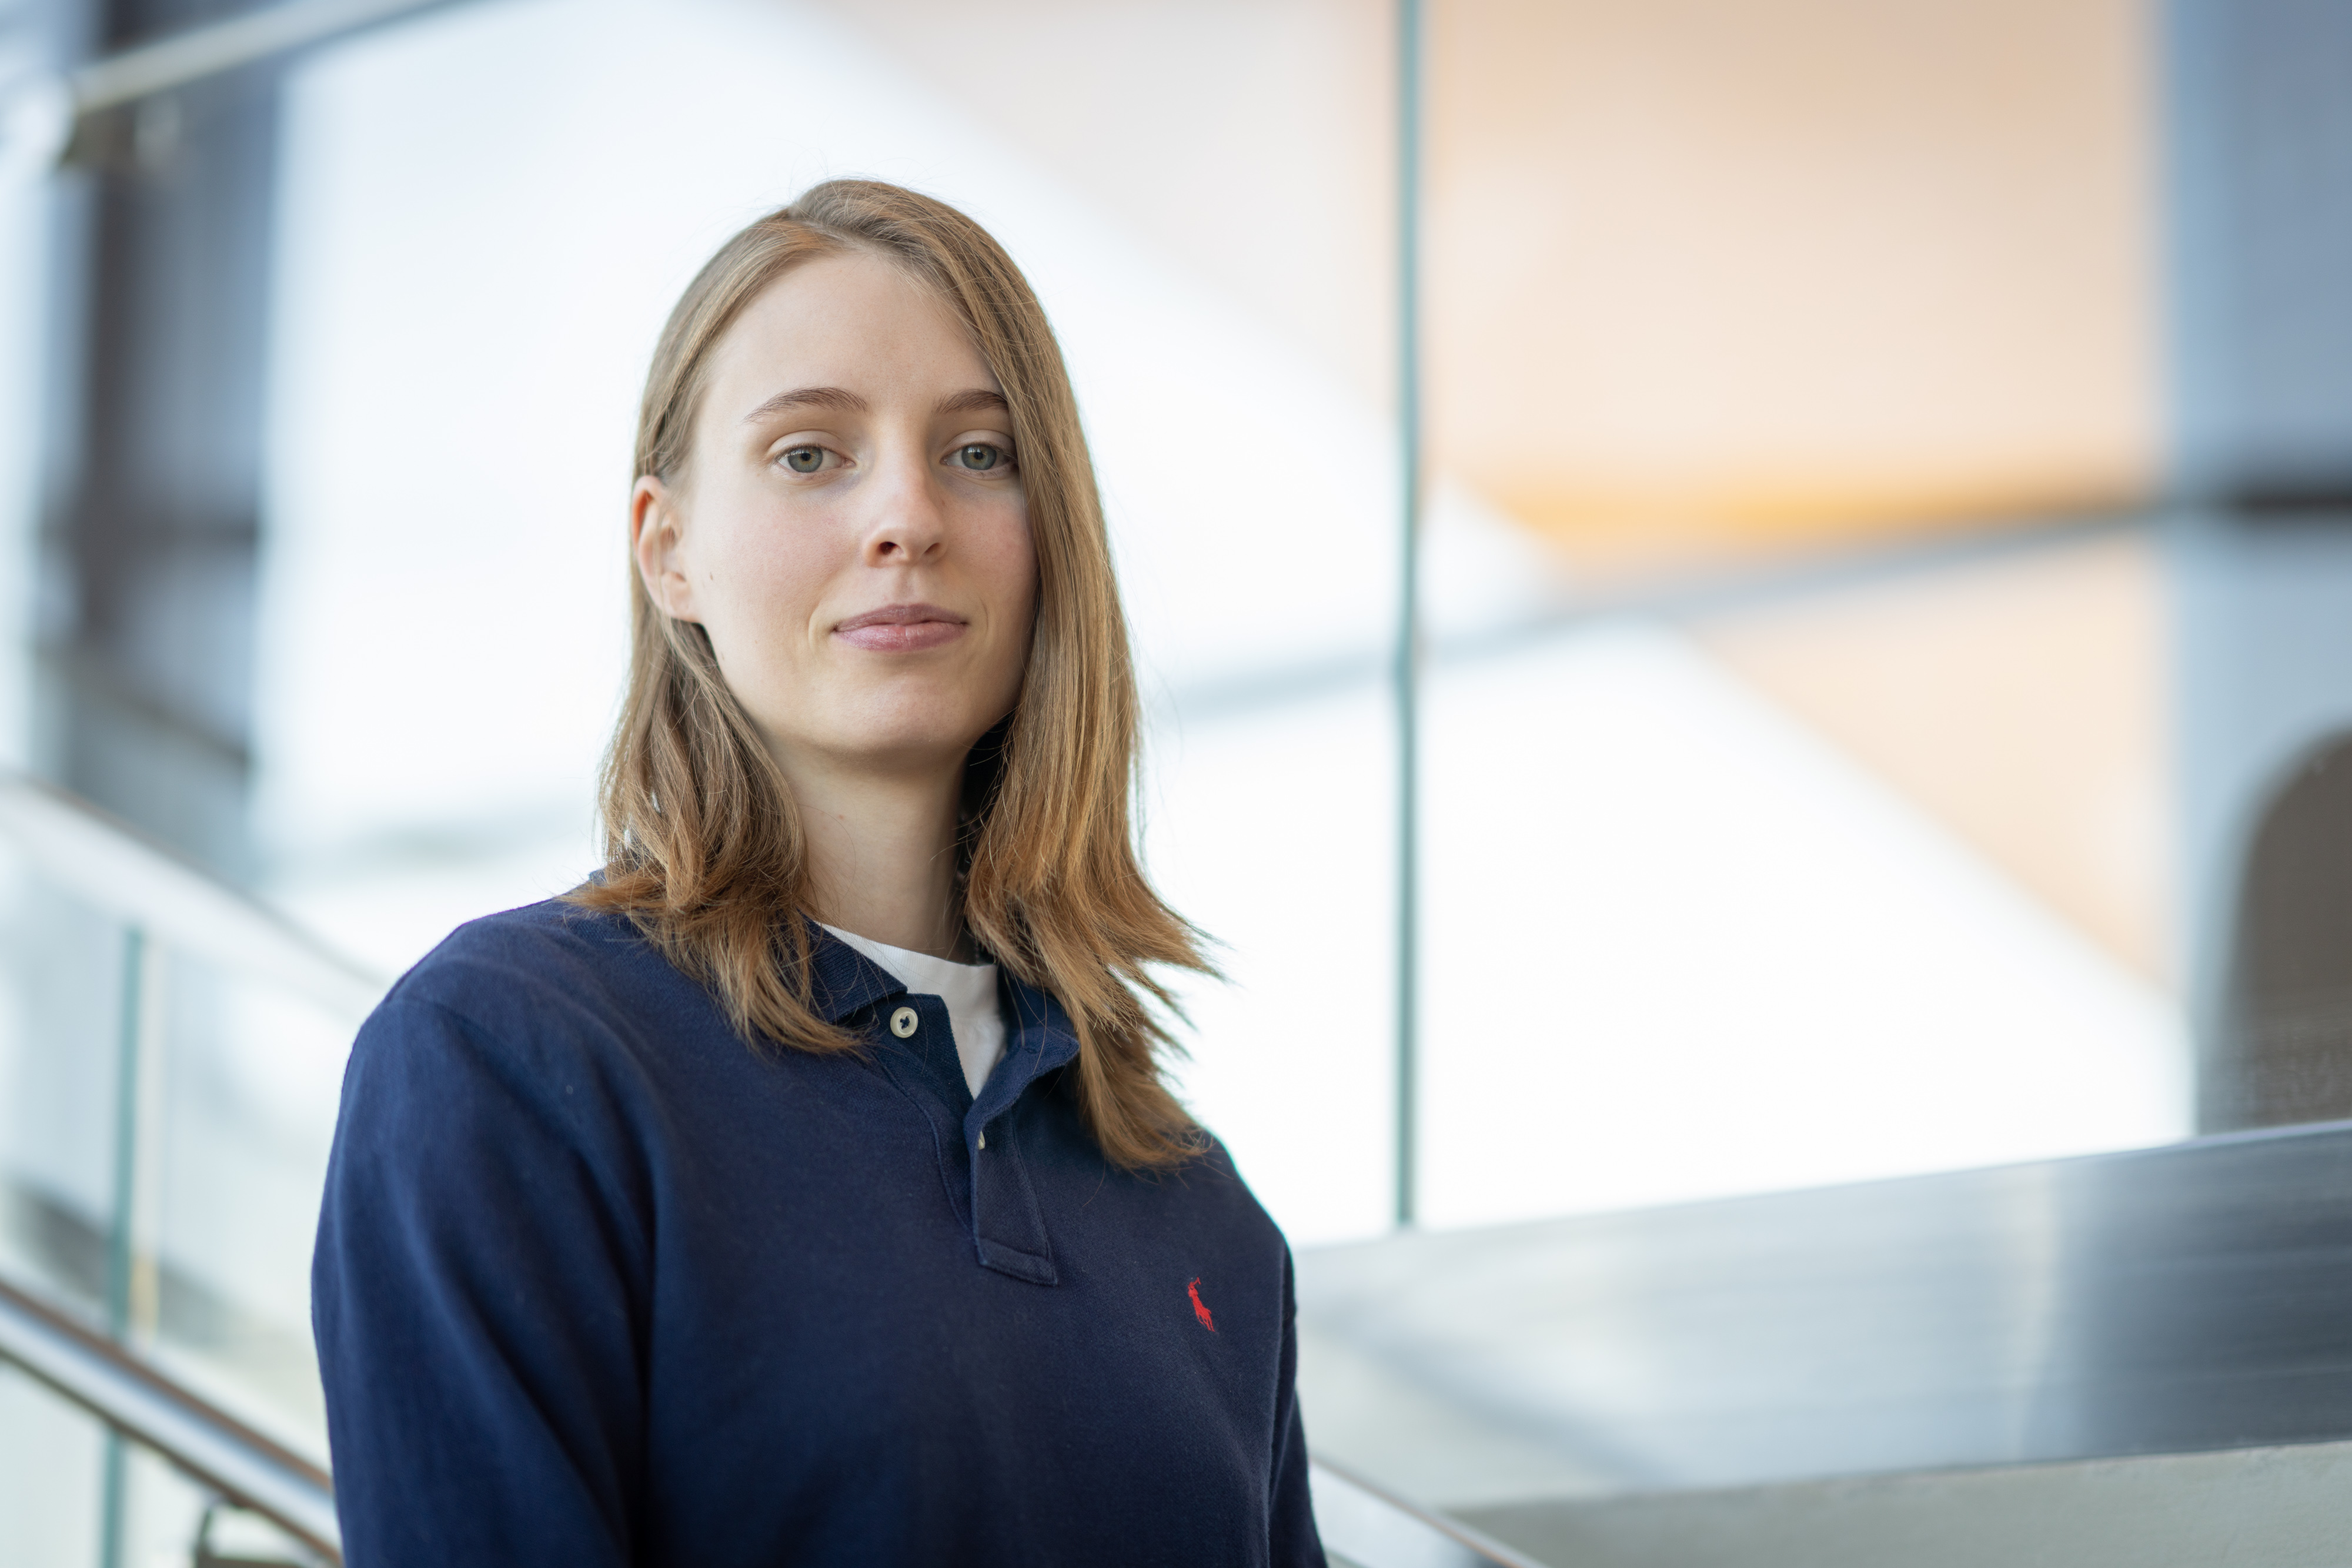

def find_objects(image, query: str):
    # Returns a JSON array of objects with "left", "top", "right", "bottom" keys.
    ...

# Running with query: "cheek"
[
  {"left": 691, "top": 513, "right": 836, "bottom": 661},
  {"left": 980, "top": 507, "right": 1040, "bottom": 633}
]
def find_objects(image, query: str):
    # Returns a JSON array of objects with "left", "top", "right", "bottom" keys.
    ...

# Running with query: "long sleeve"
[
  {"left": 312, "top": 995, "right": 649, "bottom": 1567},
  {"left": 1268, "top": 1245, "right": 1329, "bottom": 1566}
]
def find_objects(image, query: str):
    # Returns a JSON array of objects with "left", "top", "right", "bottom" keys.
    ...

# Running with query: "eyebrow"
[
  {"left": 741, "top": 386, "right": 869, "bottom": 422},
  {"left": 739, "top": 386, "right": 1009, "bottom": 423},
  {"left": 934, "top": 388, "right": 1008, "bottom": 416}
]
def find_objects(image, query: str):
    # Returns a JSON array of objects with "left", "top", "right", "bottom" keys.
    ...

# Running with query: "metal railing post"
[
  {"left": 99, "top": 924, "right": 148, "bottom": 1568},
  {"left": 1394, "top": 0, "right": 1426, "bottom": 1230}
]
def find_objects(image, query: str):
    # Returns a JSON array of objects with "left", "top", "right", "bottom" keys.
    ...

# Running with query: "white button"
[
  {"left": 889, "top": 1007, "right": 918, "bottom": 1038},
  {"left": 977, "top": 1131, "right": 987, "bottom": 1150}
]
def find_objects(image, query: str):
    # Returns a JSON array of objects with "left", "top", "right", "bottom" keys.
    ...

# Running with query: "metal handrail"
[
  {"left": 1311, "top": 1457, "right": 1549, "bottom": 1568},
  {"left": 0, "top": 770, "right": 385, "bottom": 1018},
  {"left": 0, "top": 1272, "right": 340, "bottom": 1559},
  {"left": 1, "top": 0, "right": 489, "bottom": 179},
  {"left": 71, "top": 0, "right": 469, "bottom": 116}
]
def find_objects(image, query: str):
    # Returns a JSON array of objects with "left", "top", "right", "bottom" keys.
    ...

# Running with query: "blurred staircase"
[{"left": 1293, "top": 1115, "right": 2352, "bottom": 1567}]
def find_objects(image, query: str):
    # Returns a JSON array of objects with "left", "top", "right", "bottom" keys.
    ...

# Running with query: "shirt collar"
[
  {"left": 804, "top": 922, "right": 1080, "bottom": 1112},
  {"left": 976, "top": 971, "right": 1081, "bottom": 1124},
  {"left": 807, "top": 922, "right": 903, "bottom": 1023}
]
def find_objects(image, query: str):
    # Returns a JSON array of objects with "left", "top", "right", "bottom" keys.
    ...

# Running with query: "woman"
[{"left": 312, "top": 180, "right": 1324, "bottom": 1567}]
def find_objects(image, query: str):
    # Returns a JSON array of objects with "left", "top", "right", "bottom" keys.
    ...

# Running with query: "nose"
[{"left": 860, "top": 446, "right": 948, "bottom": 568}]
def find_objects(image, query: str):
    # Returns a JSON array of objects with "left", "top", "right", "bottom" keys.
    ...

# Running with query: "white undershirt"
[{"left": 820, "top": 924, "right": 1006, "bottom": 1099}]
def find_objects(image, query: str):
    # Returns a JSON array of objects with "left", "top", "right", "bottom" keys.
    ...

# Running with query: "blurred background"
[{"left": 3, "top": 0, "right": 2352, "bottom": 1560}]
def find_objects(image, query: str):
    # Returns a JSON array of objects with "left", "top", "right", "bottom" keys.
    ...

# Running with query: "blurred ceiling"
[{"left": 1431, "top": 0, "right": 2161, "bottom": 570}]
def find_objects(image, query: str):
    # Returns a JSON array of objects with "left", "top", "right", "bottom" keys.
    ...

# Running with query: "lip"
[{"left": 833, "top": 602, "right": 969, "bottom": 653}]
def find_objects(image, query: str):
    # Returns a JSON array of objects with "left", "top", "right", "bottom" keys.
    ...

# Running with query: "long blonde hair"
[{"left": 572, "top": 180, "right": 1210, "bottom": 1171}]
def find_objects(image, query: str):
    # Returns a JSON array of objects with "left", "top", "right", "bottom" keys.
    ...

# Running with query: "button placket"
[
  {"left": 865, "top": 1007, "right": 973, "bottom": 1235},
  {"left": 967, "top": 1101, "right": 1055, "bottom": 1285},
  {"left": 841, "top": 956, "right": 1071, "bottom": 1286}
]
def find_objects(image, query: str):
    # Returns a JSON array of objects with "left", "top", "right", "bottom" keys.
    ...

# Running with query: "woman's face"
[{"left": 634, "top": 250, "right": 1037, "bottom": 782}]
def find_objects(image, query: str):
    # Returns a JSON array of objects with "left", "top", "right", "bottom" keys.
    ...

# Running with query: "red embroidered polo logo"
[{"left": 1187, "top": 1276, "right": 1216, "bottom": 1332}]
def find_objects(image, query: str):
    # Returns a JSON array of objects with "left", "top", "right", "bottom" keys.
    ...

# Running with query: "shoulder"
[
  {"left": 322, "top": 904, "right": 673, "bottom": 1295},
  {"left": 377, "top": 896, "right": 690, "bottom": 1038},
  {"left": 1194, "top": 1134, "right": 1285, "bottom": 1233},
  {"left": 349, "top": 897, "right": 719, "bottom": 1110},
  {"left": 1128, "top": 1129, "right": 1295, "bottom": 1258},
  {"left": 392, "top": 895, "right": 645, "bottom": 1000}
]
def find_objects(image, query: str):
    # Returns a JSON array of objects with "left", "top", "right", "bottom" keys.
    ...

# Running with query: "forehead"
[{"left": 703, "top": 249, "right": 996, "bottom": 413}]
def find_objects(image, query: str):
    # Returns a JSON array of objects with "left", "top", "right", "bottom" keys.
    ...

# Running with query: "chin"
[{"left": 816, "top": 693, "right": 999, "bottom": 769}]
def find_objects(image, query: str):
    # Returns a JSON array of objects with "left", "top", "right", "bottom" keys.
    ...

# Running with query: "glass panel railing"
[{"left": 0, "top": 771, "right": 380, "bottom": 1562}]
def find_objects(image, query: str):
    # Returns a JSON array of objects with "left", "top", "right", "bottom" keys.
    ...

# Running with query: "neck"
[{"left": 778, "top": 746, "right": 970, "bottom": 961}]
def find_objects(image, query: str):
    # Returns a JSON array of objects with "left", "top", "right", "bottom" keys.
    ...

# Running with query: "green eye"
[
  {"left": 957, "top": 443, "right": 1004, "bottom": 471},
  {"left": 784, "top": 447, "right": 823, "bottom": 473}
]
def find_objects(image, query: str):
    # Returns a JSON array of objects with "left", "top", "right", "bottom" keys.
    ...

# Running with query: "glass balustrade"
[{"left": 0, "top": 787, "right": 366, "bottom": 1563}]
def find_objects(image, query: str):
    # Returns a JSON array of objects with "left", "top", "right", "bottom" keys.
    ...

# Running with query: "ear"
[{"left": 632, "top": 475, "right": 697, "bottom": 621}]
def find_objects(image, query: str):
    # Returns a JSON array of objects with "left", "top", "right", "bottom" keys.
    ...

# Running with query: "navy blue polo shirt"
[{"left": 312, "top": 900, "right": 1324, "bottom": 1567}]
